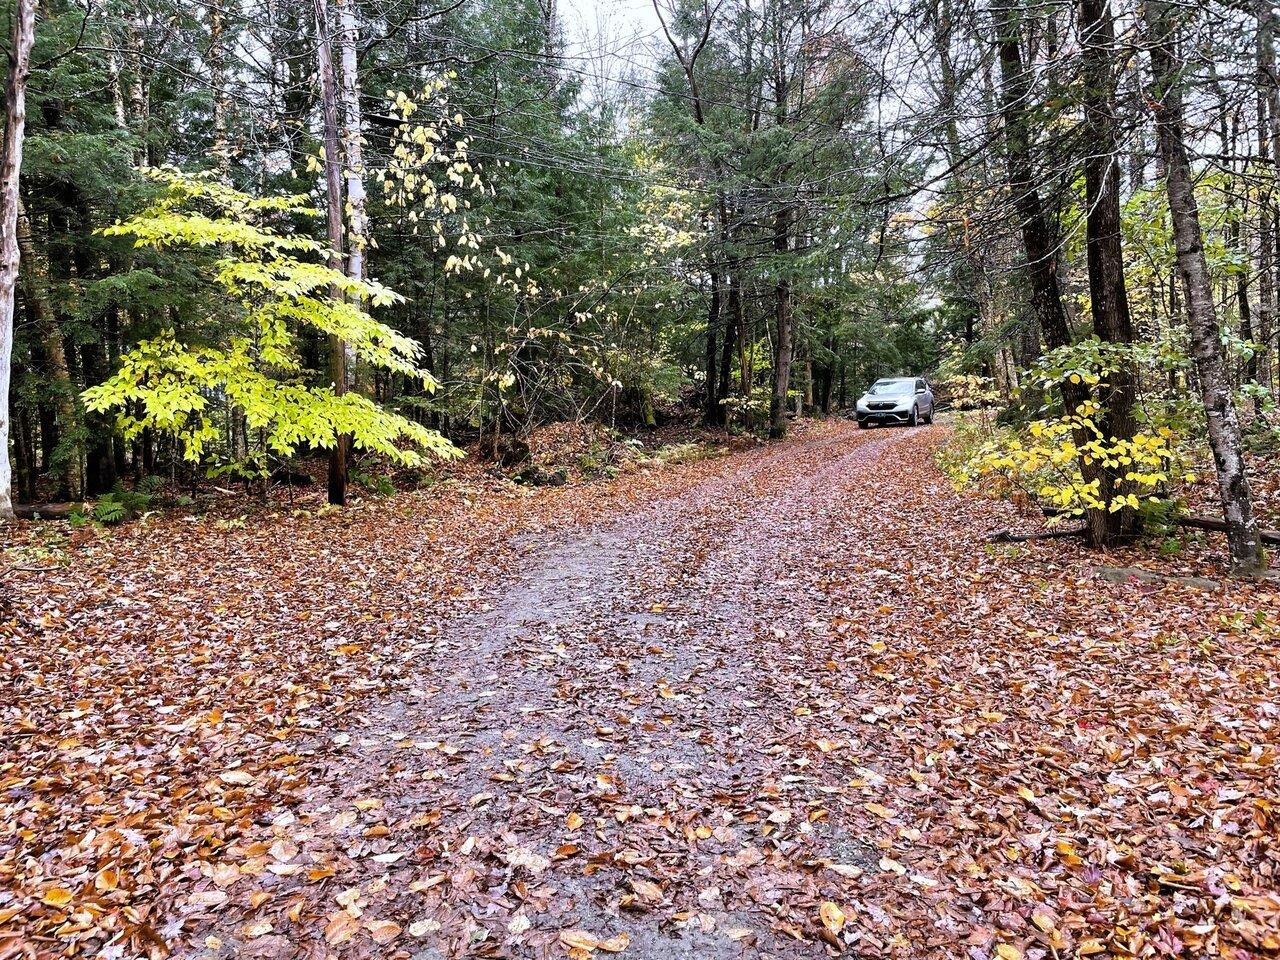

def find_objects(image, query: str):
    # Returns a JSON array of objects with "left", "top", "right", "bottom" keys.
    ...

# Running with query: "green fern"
[
  {"left": 93, "top": 496, "right": 128, "bottom": 524},
  {"left": 90, "top": 487, "right": 154, "bottom": 525}
]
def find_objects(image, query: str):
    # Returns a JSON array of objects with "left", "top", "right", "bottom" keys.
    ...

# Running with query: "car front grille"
[{"left": 868, "top": 402, "right": 897, "bottom": 411}]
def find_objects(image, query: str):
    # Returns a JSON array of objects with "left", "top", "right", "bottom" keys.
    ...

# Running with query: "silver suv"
[{"left": 855, "top": 377, "right": 934, "bottom": 428}]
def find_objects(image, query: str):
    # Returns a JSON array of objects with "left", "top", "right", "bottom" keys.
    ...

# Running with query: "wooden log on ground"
[
  {"left": 13, "top": 502, "right": 81, "bottom": 519},
  {"left": 1040, "top": 506, "right": 1280, "bottom": 545},
  {"left": 1173, "top": 515, "right": 1280, "bottom": 545}
]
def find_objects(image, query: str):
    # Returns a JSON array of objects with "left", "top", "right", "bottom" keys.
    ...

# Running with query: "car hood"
[{"left": 859, "top": 394, "right": 909, "bottom": 404}]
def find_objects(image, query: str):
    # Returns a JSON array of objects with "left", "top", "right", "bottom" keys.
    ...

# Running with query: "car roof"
[{"left": 875, "top": 377, "right": 916, "bottom": 383}]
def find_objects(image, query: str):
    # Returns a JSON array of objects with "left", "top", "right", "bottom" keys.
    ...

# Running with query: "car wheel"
[
  {"left": 857, "top": 419, "right": 868, "bottom": 429},
  {"left": 909, "top": 406, "right": 919, "bottom": 427}
]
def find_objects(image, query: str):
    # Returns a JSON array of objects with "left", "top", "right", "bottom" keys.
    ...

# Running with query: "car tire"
[
  {"left": 909, "top": 406, "right": 919, "bottom": 427},
  {"left": 857, "top": 419, "right": 868, "bottom": 429}
]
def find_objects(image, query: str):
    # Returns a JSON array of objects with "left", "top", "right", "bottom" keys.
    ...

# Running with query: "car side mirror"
[{"left": 915, "top": 386, "right": 926, "bottom": 394}]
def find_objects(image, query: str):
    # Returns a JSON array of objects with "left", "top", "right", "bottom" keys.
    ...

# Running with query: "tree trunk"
[
  {"left": 125, "top": 11, "right": 152, "bottom": 164},
  {"left": 770, "top": 206, "right": 793, "bottom": 440},
  {"left": 1257, "top": 3, "right": 1276, "bottom": 402},
  {"left": 209, "top": 1, "right": 230, "bottom": 174},
  {"left": 705, "top": 268, "right": 722, "bottom": 425},
  {"left": 718, "top": 267, "right": 738, "bottom": 414},
  {"left": 0, "top": 0, "right": 37, "bottom": 521},
  {"left": 16, "top": 196, "right": 80, "bottom": 499},
  {"left": 1260, "top": 0, "right": 1280, "bottom": 395},
  {"left": 994, "top": 0, "right": 1106, "bottom": 534},
  {"left": 314, "top": 0, "right": 349, "bottom": 506},
  {"left": 992, "top": 3, "right": 1073, "bottom": 354},
  {"left": 1079, "top": 0, "right": 1139, "bottom": 544},
  {"left": 337, "top": 0, "right": 366, "bottom": 288},
  {"left": 768, "top": 31, "right": 793, "bottom": 442},
  {"left": 1146, "top": 0, "right": 1266, "bottom": 573}
]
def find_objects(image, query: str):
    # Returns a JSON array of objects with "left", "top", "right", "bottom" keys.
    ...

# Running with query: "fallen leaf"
[
  {"left": 365, "top": 919, "right": 401, "bottom": 944},
  {"left": 819, "top": 901, "right": 846, "bottom": 935},
  {"left": 325, "top": 912, "right": 360, "bottom": 945}
]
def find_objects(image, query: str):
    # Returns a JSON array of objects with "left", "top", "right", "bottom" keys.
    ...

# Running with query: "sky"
[{"left": 559, "top": 0, "right": 664, "bottom": 61}]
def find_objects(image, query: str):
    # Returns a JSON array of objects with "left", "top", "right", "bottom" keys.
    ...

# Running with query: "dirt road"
[{"left": 289, "top": 426, "right": 929, "bottom": 958}]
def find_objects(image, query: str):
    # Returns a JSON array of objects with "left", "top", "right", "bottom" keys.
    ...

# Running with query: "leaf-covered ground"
[{"left": 3, "top": 421, "right": 1278, "bottom": 959}]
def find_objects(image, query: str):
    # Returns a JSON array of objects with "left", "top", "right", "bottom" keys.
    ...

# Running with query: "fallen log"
[
  {"left": 1039, "top": 506, "right": 1280, "bottom": 545},
  {"left": 13, "top": 502, "right": 82, "bottom": 520},
  {"left": 988, "top": 526, "right": 1088, "bottom": 543},
  {"left": 1173, "top": 515, "right": 1280, "bottom": 546}
]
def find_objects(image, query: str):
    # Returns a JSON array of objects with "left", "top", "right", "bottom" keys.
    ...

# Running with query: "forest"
[{"left": 1, "top": 0, "right": 1279, "bottom": 958}]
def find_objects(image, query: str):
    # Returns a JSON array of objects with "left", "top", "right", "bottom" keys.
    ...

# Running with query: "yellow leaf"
[
  {"left": 995, "top": 945, "right": 1023, "bottom": 960},
  {"left": 41, "top": 888, "right": 73, "bottom": 908},
  {"left": 865, "top": 802, "right": 895, "bottom": 820},
  {"left": 819, "top": 901, "right": 846, "bottom": 935},
  {"left": 566, "top": 812, "right": 585, "bottom": 831}
]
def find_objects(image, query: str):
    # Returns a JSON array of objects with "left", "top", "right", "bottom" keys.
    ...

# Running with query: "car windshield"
[{"left": 867, "top": 380, "right": 913, "bottom": 396}]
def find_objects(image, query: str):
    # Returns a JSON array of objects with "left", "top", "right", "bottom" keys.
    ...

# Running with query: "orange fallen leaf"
[
  {"left": 365, "top": 919, "right": 401, "bottom": 944},
  {"left": 94, "top": 868, "right": 119, "bottom": 892},
  {"left": 864, "top": 802, "right": 895, "bottom": 819},
  {"left": 325, "top": 911, "right": 360, "bottom": 945}
]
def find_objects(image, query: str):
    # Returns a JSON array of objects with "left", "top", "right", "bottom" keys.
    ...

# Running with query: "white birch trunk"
[
  {"left": 0, "top": 0, "right": 38, "bottom": 520},
  {"left": 337, "top": 0, "right": 366, "bottom": 286}
]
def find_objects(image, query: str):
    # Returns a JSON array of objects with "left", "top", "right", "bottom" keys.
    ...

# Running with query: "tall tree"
[
  {"left": 1078, "top": 0, "right": 1139, "bottom": 543},
  {"left": 1146, "top": 0, "right": 1266, "bottom": 573},
  {"left": 766, "top": 0, "right": 794, "bottom": 440},
  {"left": 0, "top": 0, "right": 38, "bottom": 520},
  {"left": 314, "top": 0, "right": 349, "bottom": 505}
]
